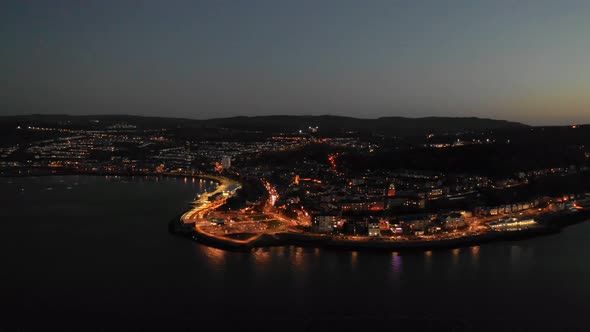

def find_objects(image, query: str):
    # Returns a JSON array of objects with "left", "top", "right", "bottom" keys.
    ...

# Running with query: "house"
[
  {"left": 440, "top": 212, "right": 466, "bottom": 229},
  {"left": 368, "top": 221, "right": 381, "bottom": 236},
  {"left": 311, "top": 214, "right": 338, "bottom": 233}
]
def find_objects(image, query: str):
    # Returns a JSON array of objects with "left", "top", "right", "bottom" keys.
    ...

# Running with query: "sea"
[{"left": 2, "top": 175, "right": 589, "bottom": 331}]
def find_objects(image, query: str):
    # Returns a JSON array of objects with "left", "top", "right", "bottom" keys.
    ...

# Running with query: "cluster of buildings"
[
  {"left": 261, "top": 155, "right": 589, "bottom": 238},
  {"left": 0, "top": 125, "right": 327, "bottom": 176},
  {"left": 311, "top": 211, "right": 468, "bottom": 237},
  {"left": 3, "top": 121, "right": 589, "bottom": 241}
]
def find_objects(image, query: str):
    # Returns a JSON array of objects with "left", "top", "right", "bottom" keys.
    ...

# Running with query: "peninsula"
[{"left": 170, "top": 174, "right": 590, "bottom": 252}]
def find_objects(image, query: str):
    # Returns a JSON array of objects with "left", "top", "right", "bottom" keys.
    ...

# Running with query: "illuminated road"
[
  {"left": 261, "top": 178, "right": 278, "bottom": 210},
  {"left": 181, "top": 175, "right": 241, "bottom": 222}
]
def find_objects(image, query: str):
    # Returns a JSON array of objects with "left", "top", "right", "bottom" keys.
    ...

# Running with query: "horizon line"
[{"left": 2, "top": 112, "right": 589, "bottom": 127}]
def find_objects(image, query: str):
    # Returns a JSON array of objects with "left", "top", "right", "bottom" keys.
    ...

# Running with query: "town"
[{"left": 2, "top": 115, "right": 589, "bottom": 249}]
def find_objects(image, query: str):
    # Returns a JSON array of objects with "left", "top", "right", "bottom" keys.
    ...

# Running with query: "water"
[{"left": 2, "top": 176, "right": 590, "bottom": 331}]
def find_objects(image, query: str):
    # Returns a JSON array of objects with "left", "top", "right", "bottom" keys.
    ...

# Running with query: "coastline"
[
  {"left": 7, "top": 170, "right": 587, "bottom": 253},
  {"left": 169, "top": 209, "right": 590, "bottom": 252},
  {"left": 0, "top": 167, "right": 224, "bottom": 185}
]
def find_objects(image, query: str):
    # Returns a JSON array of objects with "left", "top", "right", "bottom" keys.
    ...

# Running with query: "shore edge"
[{"left": 169, "top": 210, "right": 590, "bottom": 252}]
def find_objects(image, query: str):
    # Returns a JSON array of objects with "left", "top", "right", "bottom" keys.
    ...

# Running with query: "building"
[
  {"left": 441, "top": 212, "right": 466, "bottom": 230},
  {"left": 221, "top": 156, "right": 231, "bottom": 169},
  {"left": 387, "top": 183, "right": 396, "bottom": 197},
  {"left": 398, "top": 214, "right": 432, "bottom": 230},
  {"left": 368, "top": 221, "right": 381, "bottom": 236},
  {"left": 341, "top": 199, "right": 385, "bottom": 212},
  {"left": 312, "top": 214, "right": 337, "bottom": 233},
  {"left": 488, "top": 217, "right": 537, "bottom": 231},
  {"left": 386, "top": 195, "right": 425, "bottom": 209},
  {"left": 427, "top": 188, "right": 444, "bottom": 200},
  {"left": 351, "top": 184, "right": 386, "bottom": 195}
]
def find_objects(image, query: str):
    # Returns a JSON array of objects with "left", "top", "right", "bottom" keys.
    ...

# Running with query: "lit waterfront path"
[{"left": 180, "top": 174, "right": 241, "bottom": 222}]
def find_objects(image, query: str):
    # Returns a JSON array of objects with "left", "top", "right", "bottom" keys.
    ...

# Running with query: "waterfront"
[{"left": 3, "top": 176, "right": 590, "bottom": 331}]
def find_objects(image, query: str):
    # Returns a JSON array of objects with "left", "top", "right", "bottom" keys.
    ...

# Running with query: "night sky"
[{"left": 2, "top": 1, "right": 590, "bottom": 125}]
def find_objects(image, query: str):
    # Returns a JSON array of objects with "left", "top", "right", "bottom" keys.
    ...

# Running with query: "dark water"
[{"left": 2, "top": 176, "right": 590, "bottom": 331}]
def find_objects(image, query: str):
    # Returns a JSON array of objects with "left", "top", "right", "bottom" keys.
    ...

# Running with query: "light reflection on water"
[
  {"left": 510, "top": 244, "right": 534, "bottom": 271},
  {"left": 471, "top": 245, "right": 480, "bottom": 267},
  {"left": 424, "top": 250, "right": 433, "bottom": 272},
  {"left": 391, "top": 252, "right": 403, "bottom": 274},
  {"left": 289, "top": 246, "right": 306, "bottom": 272},
  {"left": 510, "top": 245, "right": 522, "bottom": 266},
  {"left": 200, "top": 245, "right": 226, "bottom": 268},
  {"left": 197, "top": 244, "right": 488, "bottom": 276},
  {"left": 452, "top": 248, "right": 460, "bottom": 266},
  {"left": 253, "top": 247, "right": 272, "bottom": 266},
  {"left": 351, "top": 251, "right": 358, "bottom": 270}
]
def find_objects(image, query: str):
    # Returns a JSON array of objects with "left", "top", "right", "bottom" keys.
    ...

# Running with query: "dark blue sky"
[{"left": 2, "top": 0, "right": 589, "bottom": 124}]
